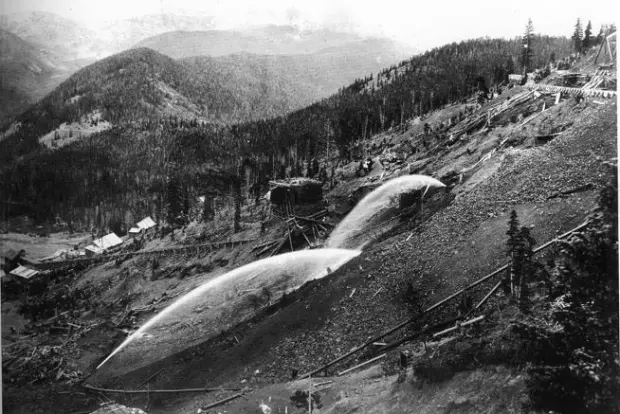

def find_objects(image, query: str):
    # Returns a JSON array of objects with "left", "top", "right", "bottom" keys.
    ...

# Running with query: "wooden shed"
[{"left": 268, "top": 178, "right": 324, "bottom": 218}]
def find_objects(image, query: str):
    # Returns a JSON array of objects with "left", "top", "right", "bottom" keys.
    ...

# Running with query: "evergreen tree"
[
  {"left": 596, "top": 25, "right": 605, "bottom": 45},
  {"left": 572, "top": 18, "right": 583, "bottom": 54},
  {"left": 521, "top": 19, "right": 535, "bottom": 74},
  {"left": 165, "top": 177, "right": 182, "bottom": 226},
  {"left": 582, "top": 21, "right": 593, "bottom": 51}
]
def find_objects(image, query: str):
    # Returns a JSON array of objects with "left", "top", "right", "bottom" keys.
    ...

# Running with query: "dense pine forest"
[{"left": 0, "top": 34, "right": 579, "bottom": 231}]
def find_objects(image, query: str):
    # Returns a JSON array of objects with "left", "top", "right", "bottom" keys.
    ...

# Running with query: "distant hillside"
[
  {"left": 0, "top": 47, "right": 209, "bottom": 156},
  {"left": 0, "top": 28, "right": 75, "bottom": 124},
  {"left": 97, "top": 14, "right": 217, "bottom": 53},
  {"left": 139, "top": 29, "right": 416, "bottom": 115},
  {"left": 133, "top": 26, "right": 417, "bottom": 58},
  {"left": 180, "top": 40, "right": 414, "bottom": 118},
  {"left": 0, "top": 11, "right": 108, "bottom": 60}
]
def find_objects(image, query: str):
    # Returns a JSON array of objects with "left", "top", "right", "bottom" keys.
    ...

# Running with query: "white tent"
[
  {"left": 85, "top": 245, "right": 104, "bottom": 256},
  {"left": 137, "top": 217, "right": 156, "bottom": 231},
  {"left": 9, "top": 265, "right": 39, "bottom": 280},
  {"left": 93, "top": 233, "right": 123, "bottom": 250}
]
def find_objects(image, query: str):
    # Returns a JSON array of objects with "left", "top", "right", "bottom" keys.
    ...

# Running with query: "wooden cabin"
[{"left": 268, "top": 178, "right": 324, "bottom": 218}]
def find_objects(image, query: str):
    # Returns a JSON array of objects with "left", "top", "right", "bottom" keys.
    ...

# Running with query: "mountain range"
[{"left": 0, "top": 11, "right": 416, "bottom": 125}]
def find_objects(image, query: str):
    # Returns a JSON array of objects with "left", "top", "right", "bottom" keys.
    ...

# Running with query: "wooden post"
[
  {"left": 308, "top": 375, "right": 312, "bottom": 414},
  {"left": 287, "top": 226, "right": 294, "bottom": 252}
]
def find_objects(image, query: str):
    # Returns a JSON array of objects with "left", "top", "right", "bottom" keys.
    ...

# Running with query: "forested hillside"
[
  {"left": 0, "top": 28, "right": 73, "bottom": 124},
  {"left": 0, "top": 35, "right": 573, "bottom": 231},
  {"left": 180, "top": 40, "right": 411, "bottom": 122}
]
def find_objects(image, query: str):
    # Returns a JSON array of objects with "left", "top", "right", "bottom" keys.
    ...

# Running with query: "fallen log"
[
  {"left": 199, "top": 393, "right": 246, "bottom": 411},
  {"left": 547, "top": 183, "right": 594, "bottom": 199},
  {"left": 377, "top": 315, "right": 462, "bottom": 353},
  {"left": 474, "top": 280, "right": 503, "bottom": 310},
  {"left": 139, "top": 368, "right": 164, "bottom": 387},
  {"left": 432, "top": 315, "right": 486, "bottom": 338},
  {"left": 337, "top": 354, "right": 386, "bottom": 376},
  {"left": 82, "top": 384, "right": 242, "bottom": 394}
]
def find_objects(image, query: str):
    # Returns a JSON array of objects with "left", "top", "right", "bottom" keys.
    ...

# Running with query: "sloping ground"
[{"left": 84, "top": 98, "right": 616, "bottom": 412}]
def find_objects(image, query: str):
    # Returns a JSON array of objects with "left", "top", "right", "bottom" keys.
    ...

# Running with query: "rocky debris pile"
[{"left": 2, "top": 342, "right": 83, "bottom": 385}]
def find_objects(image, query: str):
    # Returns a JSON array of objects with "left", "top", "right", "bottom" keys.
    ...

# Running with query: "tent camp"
[{"left": 93, "top": 233, "right": 123, "bottom": 251}]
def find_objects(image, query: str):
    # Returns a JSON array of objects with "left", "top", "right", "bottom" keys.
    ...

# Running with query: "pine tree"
[
  {"left": 520, "top": 19, "right": 535, "bottom": 74},
  {"left": 165, "top": 177, "right": 182, "bottom": 226},
  {"left": 572, "top": 18, "right": 583, "bottom": 54},
  {"left": 582, "top": 21, "right": 593, "bottom": 51}
]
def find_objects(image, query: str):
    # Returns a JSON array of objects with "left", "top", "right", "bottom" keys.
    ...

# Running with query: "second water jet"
[{"left": 96, "top": 248, "right": 361, "bottom": 378}]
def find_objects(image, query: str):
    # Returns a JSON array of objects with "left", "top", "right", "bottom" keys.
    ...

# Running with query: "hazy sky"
[{"left": 1, "top": 0, "right": 617, "bottom": 49}]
